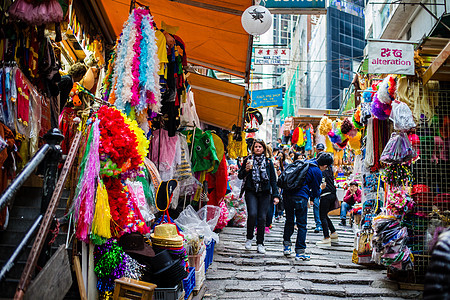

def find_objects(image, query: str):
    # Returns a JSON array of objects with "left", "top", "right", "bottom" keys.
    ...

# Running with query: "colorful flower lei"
[{"left": 97, "top": 106, "right": 142, "bottom": 174}]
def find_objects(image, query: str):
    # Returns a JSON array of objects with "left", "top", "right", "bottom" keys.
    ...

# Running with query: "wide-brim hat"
[
  {"left": 119, "top": 232, "right": 155, "bottom": 258},
  {"left": 151, "top": 223, "right": 183, "bottom": 243},
  {"left": 149, "top": 250, "right": 179, "bottom": 274},
  {"left": 152, "top": 260, "right": 188, "bottom": 287},
  {"left": 156, "top": 179, "right": 178, "bottom": 211}
]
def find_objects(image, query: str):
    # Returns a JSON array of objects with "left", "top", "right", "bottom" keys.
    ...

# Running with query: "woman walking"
[
  {"left": 316, "top": 153, "right": 339, "bottom": 247},
  {"left": 238, "top": 139, "right": 280, "bottom": 254}
]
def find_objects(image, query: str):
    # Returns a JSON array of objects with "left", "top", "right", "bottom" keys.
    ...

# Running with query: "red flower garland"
[{"left": 97, "top": 106, "right": 142, "bottom": 171}]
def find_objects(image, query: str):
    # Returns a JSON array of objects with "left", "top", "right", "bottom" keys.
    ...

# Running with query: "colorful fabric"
[
  {"left": 150, "top": 128, "right": 180, "bottom": 176},
  {"left": 227, "top": 132, "right": 248, "bottom": 159},
  {"left": 305, "top": 126, "right": 313, "bottom": 151},
  {"left": 206, "top": 154, "right": 228, "bottom": 207}
]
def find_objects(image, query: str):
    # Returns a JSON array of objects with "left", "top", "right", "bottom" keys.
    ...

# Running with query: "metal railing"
[
  {"left": 15, "top": 130, "right": 81, "bottom": 300},
  {"left": 0, "top": 129, "right": 64, "bottom": 284}
]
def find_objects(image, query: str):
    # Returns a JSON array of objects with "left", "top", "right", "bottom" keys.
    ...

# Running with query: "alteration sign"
[{"left": 368, "top": 41, "right": 415, "bottom": 75}]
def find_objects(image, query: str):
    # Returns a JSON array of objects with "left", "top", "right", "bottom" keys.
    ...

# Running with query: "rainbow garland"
[
  {"left": 71, "top": 106, "right": 150, "bottom": 243},
  {"left": 108, "top": 7, "right": 161, "bottom": 118},
  {"left": 97, "top": 106, "right": 150, "bottom": 237}
]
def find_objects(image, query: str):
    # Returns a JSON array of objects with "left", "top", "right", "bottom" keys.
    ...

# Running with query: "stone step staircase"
[{"left": 0, "top": 186, "right": 79, "bottom": 299}]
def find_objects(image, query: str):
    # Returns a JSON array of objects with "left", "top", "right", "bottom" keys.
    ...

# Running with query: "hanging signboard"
[
  {"left": 254, "top": 48, "right": 290, "bottom": 65},
  {"left": 368, "top": 41, "right": 415, "bottom": 75},
  {"left": 250, "top": 88, "right": 283, "bottom": 108},
  {"left": 264, "top": 0, "right": 327, "bottom": 13}
]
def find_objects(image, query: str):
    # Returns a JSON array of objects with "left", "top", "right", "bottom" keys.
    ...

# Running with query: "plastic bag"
[
  {"left": 380, "top": 132, "right": 417, "bottom": 164},
  {"left": 390, "top": 101, "right": 416, "bottom": 131},
  {"left": 174, "top": 205, "right": 219, "bottom": 243},
  {"left": 224, "top": 194, "right": 247, "bottom": 227},
  {"left": 228, "top": 173, "right": 242, "bottom": 199},
  {"left": 197, "top": 205, "right": 220, "bottom": 231}
]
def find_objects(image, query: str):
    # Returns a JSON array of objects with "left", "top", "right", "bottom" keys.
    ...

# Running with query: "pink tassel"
[{"left": 73, "top": 119, "right": 101, "bottom": 242}]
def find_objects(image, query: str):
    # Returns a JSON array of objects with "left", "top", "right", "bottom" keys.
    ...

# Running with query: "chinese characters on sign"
[
  {"left": 368, "top": 41, "right": 414, "bottom": 75},
  {"left": 254, "top": 48, "right": 290, "bottom": 65}
]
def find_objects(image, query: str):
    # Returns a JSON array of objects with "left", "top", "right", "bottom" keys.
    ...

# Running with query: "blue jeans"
[
  {"left": 313, "top": 197, "right": 322, "bottom": 229},
  {"left": 283, "top": 195, "right": 308, "bottom": 254},
  {"left": 340, "top": 202, "right": 352, "bottom": 220}
]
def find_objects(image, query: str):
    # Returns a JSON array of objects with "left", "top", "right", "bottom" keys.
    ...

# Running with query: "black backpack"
[{"left": 277, "top": 160, "right": 311, "bottom": 191}]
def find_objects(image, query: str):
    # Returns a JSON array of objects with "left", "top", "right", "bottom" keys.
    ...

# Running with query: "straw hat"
[{"left": 151, "top": 223, "right": 183, "bottom": 244}]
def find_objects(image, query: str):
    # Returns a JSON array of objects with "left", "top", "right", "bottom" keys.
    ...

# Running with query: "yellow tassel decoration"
[{"left": 92, "top": 180, "right": 111, "bottom": 239}]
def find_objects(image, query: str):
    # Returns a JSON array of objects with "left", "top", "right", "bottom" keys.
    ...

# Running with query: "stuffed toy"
[
  {"left": 69, "top": 83, "right": 82, "bottom": 107},
  {"left": 184, "top": 129, "right": 219, "bottom": 173}
]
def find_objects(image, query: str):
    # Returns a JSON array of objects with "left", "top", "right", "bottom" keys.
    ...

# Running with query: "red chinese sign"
[{"left": 254, "top": 48, "right": 290, "bottom": 65}]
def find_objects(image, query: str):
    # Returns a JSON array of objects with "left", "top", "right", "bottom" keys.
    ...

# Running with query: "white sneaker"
[
  {"left": 330, "top": 232, "right": 338, "bottom": 241},
  {"left": 257, "top": 244, "right": 266, "bottom": 254},
  {"left": 316, "top": 238, "right": 332, "bottom": 247},
  {"left": 245, "top": 239, "right": 252, "bottom": 250}
]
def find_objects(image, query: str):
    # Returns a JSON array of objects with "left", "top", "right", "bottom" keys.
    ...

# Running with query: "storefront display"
[{"left": 342, "top": 59, "right": 450, "bottom": 283}]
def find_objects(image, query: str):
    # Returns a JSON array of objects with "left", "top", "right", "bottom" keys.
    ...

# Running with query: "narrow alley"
[{"left": 204, "top": 212, "right": 423, "bottom": 300}]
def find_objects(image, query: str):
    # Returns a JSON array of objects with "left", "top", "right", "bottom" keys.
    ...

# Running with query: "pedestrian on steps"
[
  {"left": 282, "top": 153, "right": 333, "bottom": 260},
  {"left": 311, "top": 143, "right": 325, "bottom": 233},
  {"left": 315, "top": 153, "right": 339, "bottom": 247},
  {"left": 238, "top": 139, "right": 280, "bottom": 254},
  {"left": 339, "top": 181, "right": 362, "bottom": 226}
]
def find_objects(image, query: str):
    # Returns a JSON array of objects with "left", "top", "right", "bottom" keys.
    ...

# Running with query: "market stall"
[
  {"left": 332, "top": 38, "right": 450, "bottom": 283},
  {"left": 0, "top": 0, "right": 256, "bottom": 298}
]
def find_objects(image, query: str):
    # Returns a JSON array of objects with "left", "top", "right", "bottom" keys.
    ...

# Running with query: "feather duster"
[
  {"left": 319, "top": 116, "right": 333, "bottom": 136},
  {"left": 340, "top": 118, "right": 354, "bottom": 135}
]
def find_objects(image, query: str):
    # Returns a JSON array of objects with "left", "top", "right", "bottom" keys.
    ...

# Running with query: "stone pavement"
[{"left": 203, "top": 213, "right": 423, "bottom": 300}]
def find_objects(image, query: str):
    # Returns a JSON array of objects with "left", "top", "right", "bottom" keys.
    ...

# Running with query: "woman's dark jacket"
[
  {"left": 424, "top": 230, "right": 450, "bottom": 300},
  {"left": 321, "top": 165, "right": 336, "bottom": 196},
  {"left": 238, "top": 156, "right": 280, "bottom": 199}
]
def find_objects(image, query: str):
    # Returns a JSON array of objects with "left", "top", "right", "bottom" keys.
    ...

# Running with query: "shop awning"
[
  {"left": 187, "top": 73, "right": 246, "bottom": 130},
  {"left": 92, "top": 0, "right": 252, "bottom": 78},
  {"left": 419, "top": 37, "right": 450, "bottom": 85},
  {"left": 418, "top": 14, "right": 450, "bottom": 84}
]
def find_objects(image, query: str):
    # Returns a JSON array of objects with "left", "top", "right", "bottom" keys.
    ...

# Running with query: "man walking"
[{"left": 282, "top": 153, "right": 334, "bottom": 260}]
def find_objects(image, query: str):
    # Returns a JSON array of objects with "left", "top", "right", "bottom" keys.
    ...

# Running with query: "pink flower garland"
[{"left": 130, "top": 10, "right": 144, "bottom": 107}]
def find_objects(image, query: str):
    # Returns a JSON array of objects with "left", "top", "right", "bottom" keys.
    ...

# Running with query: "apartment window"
[{"left": 339, "top": 56, "right": 352, "bottom": 81}]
